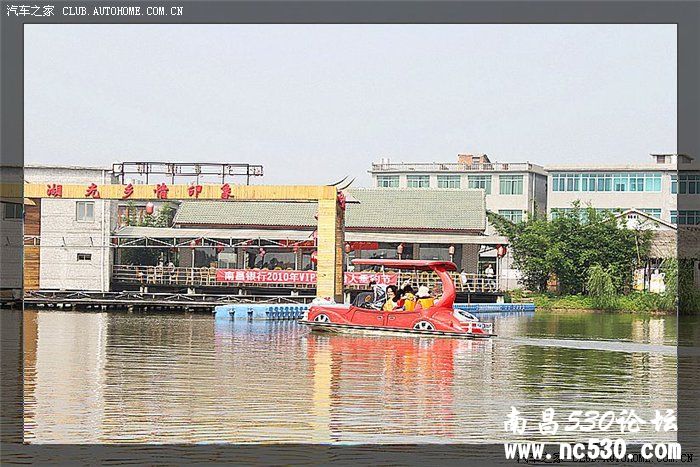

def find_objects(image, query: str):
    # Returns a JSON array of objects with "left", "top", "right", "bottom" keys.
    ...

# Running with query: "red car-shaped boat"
[{"left": 300, "top": 259, "right": 495, "bottom": 338}]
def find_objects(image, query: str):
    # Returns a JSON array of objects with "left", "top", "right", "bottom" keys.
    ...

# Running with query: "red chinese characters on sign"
[
  {"left": 46, "top": 184, "right": 63, "bottom": 198},
  {"left": 345, "top": 272, "right": 396, "bottom": 286},
  {"left": 337, "top": 191, "right": 347, "bottom": 210},
  {"left": 188, "top": 184, "right": 203, "bottom": 198},
  {"left": 122, "top": 183, "right": 134, "bottom": 199},
  {"left": 221, "top": 183, "right": 232, "bottom": 200},
  {"left": 85, "top": 183, "right": 100, "bottom": 199},
  {"left": 215, "top": 269, "right": 397, "bottom": 286},
  {"left": 154, "top": 183, "right": 169, "bottom": 199}
]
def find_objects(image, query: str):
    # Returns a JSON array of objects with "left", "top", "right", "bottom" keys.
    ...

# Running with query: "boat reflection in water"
[{"left": 303, "top": 332, "right": 492, "bottom": 443}]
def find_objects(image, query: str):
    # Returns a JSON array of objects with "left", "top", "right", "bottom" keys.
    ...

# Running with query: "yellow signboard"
[
  {"left": 10, "top": 182, "right": 337, "bottom": 201},
  {"left": 11, "top": 182, "right": 345, "bottom": 301}
]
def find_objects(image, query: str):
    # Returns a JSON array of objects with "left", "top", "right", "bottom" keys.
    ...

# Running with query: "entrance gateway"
[{"left": 12, "top": 183, "right": 347, "bottom": 302}]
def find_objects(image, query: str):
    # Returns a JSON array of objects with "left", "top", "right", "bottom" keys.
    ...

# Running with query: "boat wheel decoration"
[
  {"left": 413, "top": 321, "right": 435, "bottom": 331},
  {"left": 314, "top": 314, "right": 331, "bottom": 323}
]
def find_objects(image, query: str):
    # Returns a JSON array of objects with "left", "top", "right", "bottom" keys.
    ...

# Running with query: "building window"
[
  {"left": 376, "top": 175, "right": 399, "bottom": 188},
  {"left": 671, "top": 175, "right": 677, "bottom": 194},
  {"left": 467, "top": 175, "right": 491, "bottom": 194},
  {"left": 551, "top": 172, "right": 661, "bottom": 192},
  {"left": 677, "top": 174, "right": 700, "bottom": 194},
  {"left": 639, "top": 208, "right": 662, "bottom": 219},
  {"left": 2, "top": 202, "right": 23, "bottom": 220},
  {"left": 499, "top": 175, "right": 523, "bottom": 195},
  {"left": 674, "top": 210, "right": 700, "bottom": 225},
  {"left": 77, "top": 253, "right": 92, "bottom": 261},
  {"left": 76, "top": 201, "right": 95, "bottom": 222},
  {"left": 437, "top": 175, "right": 460, "bottom": 189},
  {"left": 407, "top": 175, "right": 430, "bottom": 188},
  {"left": 498, "top": 209, "right": 523, "bottom": 223}
]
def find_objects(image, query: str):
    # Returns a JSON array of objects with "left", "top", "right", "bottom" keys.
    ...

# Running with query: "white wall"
[{"left": 24, "top": 167, "right": 115, "bottom": 291}]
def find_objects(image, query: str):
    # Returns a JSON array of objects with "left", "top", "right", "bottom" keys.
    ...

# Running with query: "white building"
[
  {"left": 370, "top": 153, "right": 548, "bottom": 225},
  {"left": 24, "top": 165, "right": 117, "bottom": 292},
  {"left": 546, "top": 154, "right": 687, "bottom": 224},
  {"left": 369, "top": 153, "right": 547, "bottom": 289}
]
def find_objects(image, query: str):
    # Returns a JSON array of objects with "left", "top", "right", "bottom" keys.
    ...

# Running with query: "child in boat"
[
  {"left": 416, "top": 286, "right": 435, "bottom": 309},
  {"left": 397, "top": 282, "right": 417, "bottom": 311},
  {"left": 383, "top": 285, "right": 400, "bottom": 311}
]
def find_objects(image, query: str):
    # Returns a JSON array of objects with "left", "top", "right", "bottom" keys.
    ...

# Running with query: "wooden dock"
[{"left": 22, "top": 290, "right": 314, "bottom": 312}]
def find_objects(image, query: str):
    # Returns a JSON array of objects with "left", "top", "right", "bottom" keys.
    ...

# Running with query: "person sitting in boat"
[
  {"left": 397, "top": 282, "right": 417, "bottom": 311},
  {"left": 367, "top": 278, "right": 386, "bottom": 310},
  {"left": 383, "top": 285, "right": 401, "bottom": 311},
  {"left": 415, "top": 286, "right": 435, "bottom": 309}
]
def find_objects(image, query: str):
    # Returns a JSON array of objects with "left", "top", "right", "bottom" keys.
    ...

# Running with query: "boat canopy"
[{"left": 351, "top": 259, "right": 457, "bottom": 272}]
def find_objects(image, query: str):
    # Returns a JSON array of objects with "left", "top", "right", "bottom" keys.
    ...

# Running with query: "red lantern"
[
  {"left": 311, "top": 251, "right": 318, "bottom": 264},
  {"left": 145, "top": 202, "right": 155, "bottom": 215},
  {"left": 293, "top": 245, "right": 299, "bottom": 253},
  {"left": 259, "top": 247, "right": 266, "bottom": 257},
  {"left": 496, "top": 245, "right": 507, "bottom": 258}
]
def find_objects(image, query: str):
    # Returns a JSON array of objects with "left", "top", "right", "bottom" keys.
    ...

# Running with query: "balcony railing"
[
  {"left": 112, "top": 265, "right": 501, "bottom": 293},
  {"left": 370, "top": 162, "right": 532, "bottom": 173}
]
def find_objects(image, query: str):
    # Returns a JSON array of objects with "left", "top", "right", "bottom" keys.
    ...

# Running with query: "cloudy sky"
[{"left": 24, "top": 24, "right": 676, "bottom": 186}]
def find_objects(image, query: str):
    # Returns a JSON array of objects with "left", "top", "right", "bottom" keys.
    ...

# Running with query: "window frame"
[
  {"left": 499, "top": 175, "right": 524, "bottom": 195},
  {"left": 467, "top": 175, "right": 492, "bottom": 194},
  {"left": 498, "top": 209, "right": 524, "bottom": 223},
  {"left": 406, "top": 175, "right": 430, "bottom": 188},
  {"left": 2, "top": 202, "right": 23, "bottom": 220},
  {"left": 76, "top": 201, "right": 95, "bottom": 223},
  {"left": 437, "top": 175, "right": 461, "bottom": 189}
]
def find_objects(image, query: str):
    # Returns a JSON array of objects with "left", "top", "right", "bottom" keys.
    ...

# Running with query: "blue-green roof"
[{"left": 173, "top": 188, "right": 485, "bottom": 231}]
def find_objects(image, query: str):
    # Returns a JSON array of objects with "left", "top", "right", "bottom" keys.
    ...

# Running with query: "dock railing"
[{"left": 112, "top": 265, "right": 500, "bottom": 293}]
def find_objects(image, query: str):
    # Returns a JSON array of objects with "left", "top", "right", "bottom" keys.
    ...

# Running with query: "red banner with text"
[{"left": 215, "top": 269, "right": 397, "bottom": 286}]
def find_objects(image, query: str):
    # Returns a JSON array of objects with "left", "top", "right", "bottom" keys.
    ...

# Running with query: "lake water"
[{"left": 23, "top": 309, "right": 677, "bottom": 444}]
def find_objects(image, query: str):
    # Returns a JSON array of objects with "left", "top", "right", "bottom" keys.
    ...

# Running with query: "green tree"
[
  {"left": 587, "top": 265, "right": 618, "bottom": 310},
  {"left": 488, "top": 203, "right": 652, "bottom": 294}
]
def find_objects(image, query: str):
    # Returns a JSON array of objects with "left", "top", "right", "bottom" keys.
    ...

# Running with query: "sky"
[{"left": 24, "top": 24, "right": 677, "bottom": 186}]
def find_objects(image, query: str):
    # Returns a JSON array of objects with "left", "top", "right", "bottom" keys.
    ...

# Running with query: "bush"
[{"left": 587, "top": 265, "right": 619, "bottom": 310}]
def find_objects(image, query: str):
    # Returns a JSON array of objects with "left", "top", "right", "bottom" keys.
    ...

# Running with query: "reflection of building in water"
[
  {"left": 99, "top": 318, "right": 317, "bottom": 443},
  {"left": 310, "top": 340, "right": 332, "bottom": 442},
  {"left": 23, "top": 311, "right": 39, "bottom": 441},
  {"left": 631, "top": 318, "right": 668, "bottom": 345},
  {"left": 24, "top": 311, "right": 107, "bottom": 443},
  {"left": 630, "top": 318, "right": 677, "bottom": 423}
]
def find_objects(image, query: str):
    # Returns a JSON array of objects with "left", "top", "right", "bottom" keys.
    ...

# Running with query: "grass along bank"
[
  {"left": 505, "top": 289, "right": 675, "bottom": 314},
  {"left": 536, "top": 292, "right": 672, "bottom": 313}
]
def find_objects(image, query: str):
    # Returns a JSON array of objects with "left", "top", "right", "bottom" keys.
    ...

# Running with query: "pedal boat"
[{"left": 299, "top": 259, "right": 495, "bottom": 339}]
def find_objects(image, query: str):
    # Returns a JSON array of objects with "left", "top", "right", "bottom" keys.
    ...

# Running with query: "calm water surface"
[{"left": 23, "top": 309, "right": 677, "bottom": 444}]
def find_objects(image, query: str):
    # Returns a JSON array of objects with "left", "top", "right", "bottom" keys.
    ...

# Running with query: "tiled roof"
[{"left": 173, "top": 188, "right": 485, "bottom": 231}]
